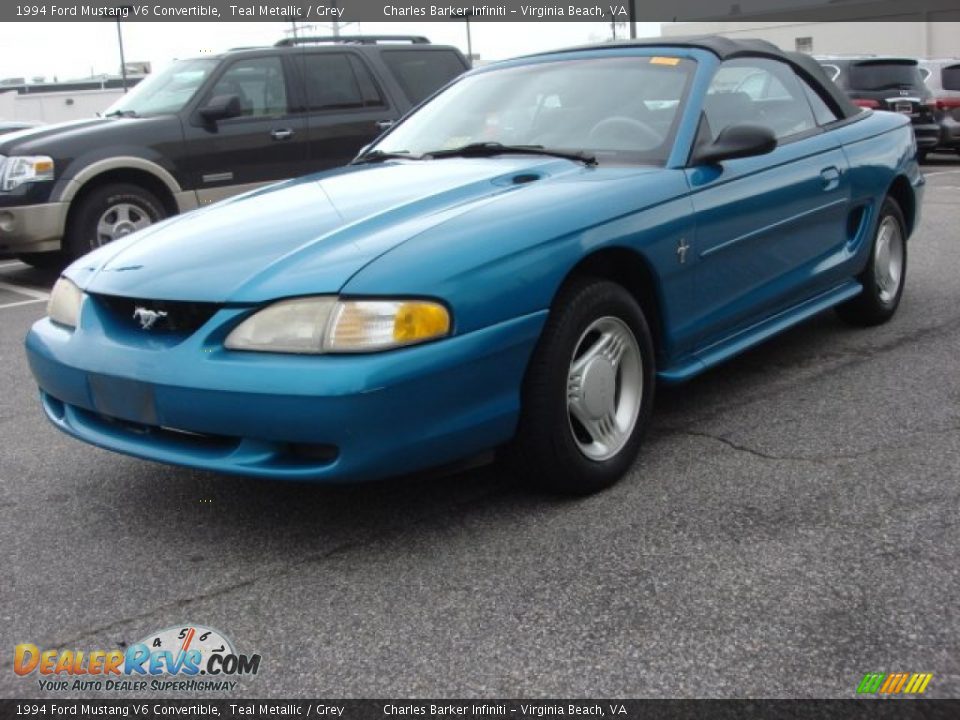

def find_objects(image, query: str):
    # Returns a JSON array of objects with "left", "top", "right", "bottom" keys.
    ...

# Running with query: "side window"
[
  {"left": 704, "top": 58, "right": 817, "bottom": 141},
  {"left": 207, "top": 57, "right": 287, "bottom": 118},
  {"left": 797, "top": 73, "right": 840, "bottom": 125},
  {"left": 302, "top": 53, "right": 364, "bottom": 111},
  {"left": 381, "top": 50, "right": 467, "bottom": 104},
  {"left": 348, "top": 56, "right": 386, "bottom": 107}
]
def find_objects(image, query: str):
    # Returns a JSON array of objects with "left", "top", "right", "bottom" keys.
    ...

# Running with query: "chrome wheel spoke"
[
  {"left": 566, "top": 316, "right": 643, "bottom": 462},
  {"left": 571, "top": 333, "right": 610, "bottom": 377},
  {"left": 94, "top": 202, "right": 154, "bottom": 247},
  {"left": 874, "top": 216, "right": 904, "bottom": 304}
]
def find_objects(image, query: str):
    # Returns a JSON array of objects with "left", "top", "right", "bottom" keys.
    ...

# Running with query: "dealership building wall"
[
  {"left": 661, "top": 21, "right": 960, "bottom": 58},
  {"left": 0, "top": 88, "right": 126, "bottom": 124}
]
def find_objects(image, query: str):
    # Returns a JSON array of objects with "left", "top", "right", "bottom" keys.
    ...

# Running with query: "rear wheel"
[
  {"left": 836, "top": 196, "right": 907, "bottom": 326},
  {"left": 507, "top": 278, "right": 656, "bottom": 495},
  {"left": 64, "top": 183, "right": 165, "bottom": 260}
]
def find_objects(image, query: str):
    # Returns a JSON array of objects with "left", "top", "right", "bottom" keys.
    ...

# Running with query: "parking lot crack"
[{"left": 660, "top": 422, "right": 960, "bottom": 465}]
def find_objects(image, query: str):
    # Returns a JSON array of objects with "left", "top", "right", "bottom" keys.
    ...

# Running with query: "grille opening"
[
  {"left": 98, "top": 413, "right": 237, "bottom": 450},
  {"left": 93, "top": 294, "right": 221, "bottom": 335}
]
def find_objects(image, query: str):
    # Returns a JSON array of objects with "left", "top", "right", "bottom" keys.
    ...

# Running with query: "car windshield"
[
  {"left": 849, "top": 61, "right": 924, "bottom": 91},
  {"left": 103, "top": 58, "right": 218, "bottom": 117},
  {"left": 372, "top": 55, "right": 696, "bottom": 166}
]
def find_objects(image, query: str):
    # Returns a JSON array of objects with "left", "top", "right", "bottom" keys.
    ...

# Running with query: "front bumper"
[
  {"left": 0, "top": 201, "right": 66, "bottom": 254},
  {"left": 25, "top": 305, "right": 546, "bottom": 482}
]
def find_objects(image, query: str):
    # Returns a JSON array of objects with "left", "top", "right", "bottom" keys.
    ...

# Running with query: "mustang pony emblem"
[{"left": 133, "top": 307, "right": 168, "bottom": 330}]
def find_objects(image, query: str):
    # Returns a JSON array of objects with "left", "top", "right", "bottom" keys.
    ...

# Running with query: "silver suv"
[{"left": 919, "top": 59, "right": 960, "bottom": 155}]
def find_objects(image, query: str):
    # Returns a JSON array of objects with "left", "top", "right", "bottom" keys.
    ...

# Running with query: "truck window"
[
  {"left": 302, "top": 53, "right": 366, "bottom": 111},
  {"left": 381, "top": 50, "right": 467, "bottom": 105},
  {"left": 207, "top": 57, "right": 288, "bottom": 117}
]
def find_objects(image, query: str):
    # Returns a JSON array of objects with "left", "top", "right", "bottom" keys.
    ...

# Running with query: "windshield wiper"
[
  {"left": 104, "top": 109, "right": 139, "bottom": 118},
  {"left": 424, "top": 142, "right": 597, "bottom": 166},
  {"left": 351, "top": 149, "right": 419, "bottom": 165}
]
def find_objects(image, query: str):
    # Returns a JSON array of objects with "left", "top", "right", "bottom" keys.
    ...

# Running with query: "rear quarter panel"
[{"left": 832, "top": 111, "right": 924, "bottom": 246}]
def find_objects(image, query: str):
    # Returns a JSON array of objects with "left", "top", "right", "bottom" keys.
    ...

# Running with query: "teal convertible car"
[{"left": 25, "top": 37, "right": 923, "bottom": 493}]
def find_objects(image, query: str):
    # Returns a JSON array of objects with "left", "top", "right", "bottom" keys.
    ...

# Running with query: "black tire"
[
  {"left": 836, "top": 196, "right": 908, "bottom": 327},
  {"left": 64, "top": 183, "right": 165, "bottom": 260},
  {"left": 16, "top": 251, "right": 65, "bottom": 270},
  {"left": 507, "top": 277, "right": 656, "bottom": 495}
]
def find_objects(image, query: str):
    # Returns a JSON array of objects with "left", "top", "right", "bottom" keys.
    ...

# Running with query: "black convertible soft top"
[{"left": 541, "top": 35, "right": 861, "bottom": 121}]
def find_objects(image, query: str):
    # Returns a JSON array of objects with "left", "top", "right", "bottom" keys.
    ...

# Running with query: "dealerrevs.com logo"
[{"left": 14, "top": 624, "right": 261, "bottom": 693}]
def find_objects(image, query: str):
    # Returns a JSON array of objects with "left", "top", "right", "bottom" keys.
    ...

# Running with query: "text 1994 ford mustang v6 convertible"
[{"left": 26, "top": 37, "right": 923, "bottom": 493}]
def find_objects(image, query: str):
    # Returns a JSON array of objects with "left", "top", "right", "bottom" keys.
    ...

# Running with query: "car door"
[
  {"left": 292, "top": 51, "right": 399, "bottom": 172},
  {"left": 182, "top": 54, "right": 309, "bottom": 205},
  {"left": 684, "top": 57, "right": 851, "bottom": 350}
]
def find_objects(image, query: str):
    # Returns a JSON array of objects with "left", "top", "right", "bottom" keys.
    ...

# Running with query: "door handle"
[
  {"left": 820, "top": 166, "right": 841, "bottom": 191},
  {"left": 270, "top": 128, "right": 295, "bottom": 141},
  {"left": 375, "top": 120, "right": 395, "bottom": 131}
]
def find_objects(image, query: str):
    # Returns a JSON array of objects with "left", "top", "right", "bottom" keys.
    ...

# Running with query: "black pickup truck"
[{"left": 0, "top": 36, "right": 468, "bottom": 265}]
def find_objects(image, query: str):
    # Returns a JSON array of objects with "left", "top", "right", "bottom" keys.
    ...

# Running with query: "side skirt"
[{"left": 657, "top": 280, "right": 863, "bottom": 385}]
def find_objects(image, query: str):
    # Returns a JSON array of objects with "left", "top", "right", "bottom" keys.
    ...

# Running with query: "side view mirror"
[
  {"left": 692, "top": 122, "right": 777, "bottom": 166},
  {"left": 199, "top": 94, "right": 242, "bottom": 124}
]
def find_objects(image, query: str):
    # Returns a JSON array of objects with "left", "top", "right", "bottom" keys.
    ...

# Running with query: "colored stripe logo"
[{"left": 857, "top": 672, "right": 933, "bottom": 694}]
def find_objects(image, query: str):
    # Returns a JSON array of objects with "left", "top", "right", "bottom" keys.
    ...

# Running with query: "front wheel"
[
  {"left": 64, "top": 183, "right": 165, "bottom": 260},
  {"left": 507, "top": 278, "right": 656, "bottom": 495},
  {"left": 836, "top": 196, "right": 907, "bottom": 326}
]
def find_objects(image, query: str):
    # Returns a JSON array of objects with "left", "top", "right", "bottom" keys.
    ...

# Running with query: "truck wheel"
[
  {"left": 65, "top": 183, "right": 165, "bottom": 259},
  {"left": 836, "top": 196, "right": 907, "bottom": 327},
  {"left": 507, "top": 277, "right": 656, "bottom": 495}
]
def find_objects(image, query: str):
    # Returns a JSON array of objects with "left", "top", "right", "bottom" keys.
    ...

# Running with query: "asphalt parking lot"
[{"left": 1, "top": 156, "right": 959, "bottom": 700}]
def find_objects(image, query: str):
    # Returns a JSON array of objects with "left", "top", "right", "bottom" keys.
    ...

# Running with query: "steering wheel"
[{"left": 587, "top": 116, "right": 662, "bottom": 152}]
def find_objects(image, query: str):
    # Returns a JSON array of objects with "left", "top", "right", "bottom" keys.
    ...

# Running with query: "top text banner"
[{"left": 3, "top": 0, "right": 960, "bottom": 23}]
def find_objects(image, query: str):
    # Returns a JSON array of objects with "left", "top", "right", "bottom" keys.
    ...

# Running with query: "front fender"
[{"left": 342, "top": 168, "right": 694, "bottom": 344}]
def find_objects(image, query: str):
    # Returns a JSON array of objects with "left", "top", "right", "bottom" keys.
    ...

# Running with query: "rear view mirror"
[
  {"left": 692, "top": 123, "right": 777, "bottom": 165},
  {"left": 199, "top": 94, "right": 242, "bottom": 123}
]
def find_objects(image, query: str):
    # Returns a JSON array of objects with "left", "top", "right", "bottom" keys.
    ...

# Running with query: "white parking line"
[
  {"left": 924, "top": 168, "right": 960, "bottom": 177},
  {"left": 0, "top": 297, "right": 46, "bottom": 310},
  {"left": 0, "top": 280, "right": 49, "bottom": 300},
  {"left": 0, "top": 260, "right": 25, "bottom": 268}
]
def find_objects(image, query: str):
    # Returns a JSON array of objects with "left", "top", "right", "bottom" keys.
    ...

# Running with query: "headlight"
[
  {"left": 47, "top": 277, "right": 83, "bottom": 328},
  {"left": 0, "top": 155, "right": 55, "bottom": 192},
  {"left": 225, "top": 297, "right": 451, "bottom": 354}
]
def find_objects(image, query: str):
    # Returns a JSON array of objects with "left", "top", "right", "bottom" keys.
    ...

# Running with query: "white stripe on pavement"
[
  {"left": 0, "top": 297, "right": 46, "bottom": 310},
  {"left": 0, "top": 280, "right": 49, "bottom": 300}
]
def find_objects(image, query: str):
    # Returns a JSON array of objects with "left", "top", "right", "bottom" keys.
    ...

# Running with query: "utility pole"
[
  {"left": 116, "top": 10, "right": 130, "bottom": 92},
  {"left": 450, "top": 12, "right": 474, "bottom": 62},
  {"left": 629, "top": 0, "right": 637, "bottom": 39}
]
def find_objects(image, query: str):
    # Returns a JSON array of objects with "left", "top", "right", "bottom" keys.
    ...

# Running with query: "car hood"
[
  {"left": 0, "top": 117, "right": 128, "bottom": 154},
  {"left": 71, "top": 157, "right": 665, "bottom": 304}
]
